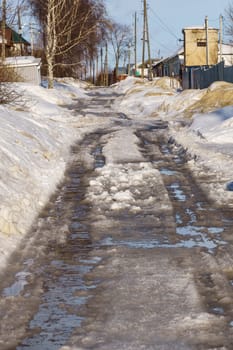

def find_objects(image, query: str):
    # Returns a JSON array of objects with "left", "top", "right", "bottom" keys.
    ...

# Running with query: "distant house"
[
  {"left": 152, "top": 24, "right": 220, "bottom": 83},
  {"left": 182, "top": 26, "right": 219, "bottom": 67},
  {"left": 152, "top": 48, "right": 184, "bottom": 80},
  {"left": 0, "top": 24, "right": 30, "bottom": 57},
  {"left": 219, "top": 43, "right": 233, "bottom": 66}
]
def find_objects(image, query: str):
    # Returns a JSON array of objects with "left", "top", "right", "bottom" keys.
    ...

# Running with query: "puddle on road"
[
  {"left": 15, "top": 224, "right": 99, "bottom": 349},
  {"left": 212, "top": 307, "right": 225, "bottom": 315},
  {"left": 160, "top": 174, "right": 227, "bottom": 252},
  {"left": 0, "top": 140, "right": 104, "bottom": 350},
  {"left": 160, "top": 144, "right": 171, "bottom": 155},
  {"left": 91, "top": 144, "right": 105, "bottom": 169},
  {"left": 137, "top": 132, "right": 229, "bottom": 254},
  {"left": 169, "top": 182, "right": 187, "bottom": 201},
  {"left": 176, "top": 226, "right": 226, "bottom": 251},
  {"left": 99, "top": 233, "right": 226, "bottom": 251},
  {"left": 17, "top": 255, "right": 100, "bottom": 350},
  {"left": 160, "top": 168, "right": 177, "bottom": 176},
  {"left": 185, "top": 208, "right": 197, "bottom": 224},
  {"left": 2, "top": 271, "right": 32, "bottom": 297}
]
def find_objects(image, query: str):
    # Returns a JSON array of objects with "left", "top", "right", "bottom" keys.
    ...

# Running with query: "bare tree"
[
  {"left": 1, "top": 0, "right": 6, "bottom": 61},
  {"left": 108, "top": 22, "right": 132, "bottom": 79},
  {"left": 29, "top": 0, "right": 106, "bottom": 88},
  {"left": 0, "top": 0, "right": 28, "bottom": 26},
  {"left": 225, "top": 1, "right": 233, "bottom": 38}
]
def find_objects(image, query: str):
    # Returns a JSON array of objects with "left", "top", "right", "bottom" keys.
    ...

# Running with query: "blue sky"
[{"left": 105, "top": 0, "right": 231, "bottom": 64}]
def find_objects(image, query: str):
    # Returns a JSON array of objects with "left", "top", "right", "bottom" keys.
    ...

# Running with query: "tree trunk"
[
  {"left": 1, "top": 0, "right": 6, "bottom": 61},
  {"left": 47, "top": 54, "right": 54, "bottom": 88},
  {"left": 115, "top": 57, "right": 119, "bottom": 80}
]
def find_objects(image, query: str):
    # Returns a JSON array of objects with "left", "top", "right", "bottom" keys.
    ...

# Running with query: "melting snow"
[{"left": 0, "top": 76, "right": 233, "bottom": 269}]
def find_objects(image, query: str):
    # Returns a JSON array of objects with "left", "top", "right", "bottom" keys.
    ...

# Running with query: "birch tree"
[
  {"left": 30, "top": 0, "right": 106, "bottom": 88},
  {"left": 225, "top": 1, "right": 233, "bottom": 37},
  {"left": 109, "top": 22, "right": 132, "bottom": 79},
  {"left": 1, "top": 0, "right": 6, "bottom": 61}
]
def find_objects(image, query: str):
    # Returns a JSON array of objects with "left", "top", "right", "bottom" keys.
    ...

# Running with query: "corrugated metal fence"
[{"left": 183, "top": 61, "right": 233, "bottom": 89}]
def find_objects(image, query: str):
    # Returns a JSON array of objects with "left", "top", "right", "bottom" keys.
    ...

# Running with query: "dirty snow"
[{"left": 0, "top": 76, "right": 233, "bottom": 270}]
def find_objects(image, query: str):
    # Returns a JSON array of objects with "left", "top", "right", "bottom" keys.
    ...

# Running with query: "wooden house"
[
  {"left": 182, "top": 26, "right": 219, "bottom": 67},
  {"left": 0, "top": 24, "right": 30, "bottom": 57}
]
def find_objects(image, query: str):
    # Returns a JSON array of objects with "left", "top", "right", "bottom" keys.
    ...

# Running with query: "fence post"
[{"left": 218, "top": 61, "right": 224, "bottom": 81}]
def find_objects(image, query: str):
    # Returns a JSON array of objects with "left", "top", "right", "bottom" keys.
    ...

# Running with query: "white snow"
[
  {"left": 0, "top": 79, "right": 106, "bottom": 268},
  {"left": 5, "top": 56, "right": 41, "bottom": 66},
  {"left": 115, "top": 77, "right": 233, "bottom": 204},
  {"left": 0, "top": 75, "right": 233, "bottom": 269}
]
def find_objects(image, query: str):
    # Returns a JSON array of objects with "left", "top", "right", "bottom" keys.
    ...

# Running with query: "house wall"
[
  {"left": 183, "top": 28, "right": 218, "bottom": 66},
  {"left": 167, "top": 56, "right": 182, "bottom": 77},
  {"left": 219, "top": 44, "right": 233, "bottom": 66}
]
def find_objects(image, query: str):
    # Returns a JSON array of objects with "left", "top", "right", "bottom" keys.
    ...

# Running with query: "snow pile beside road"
[
  {"left": 185, "top": 81, "right": 233, "bottom": 114},
  {"left": 170, "top": 87, "right": 233, "bottom": 205},
  {"left": 114, "top": 77, "right": 176, "bottom": 118},
  {"left": 174, "top": 104, "right": 233, "bottom": 205},
  {"left": 191, "top": 105, "right": 233, "bottom": 142},
  {"left": 116, "top": 77, "right": 233, "bottom": 205},
  {"left": 0, "top": 81, "right": 90, "bottom": 268}
]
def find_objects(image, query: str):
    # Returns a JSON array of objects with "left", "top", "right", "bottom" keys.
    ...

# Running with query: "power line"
[{"left": 149, "top": 7, "right": 180, "bottom": 41}]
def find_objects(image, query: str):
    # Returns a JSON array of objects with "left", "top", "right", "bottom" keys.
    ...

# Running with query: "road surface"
[{"left": 0, "top": 88, "right": 233, "bottom": 350}]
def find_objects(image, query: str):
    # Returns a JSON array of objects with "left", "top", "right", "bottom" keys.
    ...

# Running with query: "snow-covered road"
[{"left": 1, "top": 86, "right": 233, "bottom": 349}]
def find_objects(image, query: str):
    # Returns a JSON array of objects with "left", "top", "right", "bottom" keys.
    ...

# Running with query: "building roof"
[
  {"left": 182, "top": 26, "right": 218, "bottom": 31},
  {"left": 11, "top": 29, "right": 30, "bottom": 45},
  {"left": 0, "top": 23, "right": 30, "bottom": 46},
  {"left": 152, "top": 47, "right": 184, "bottom": 68}
]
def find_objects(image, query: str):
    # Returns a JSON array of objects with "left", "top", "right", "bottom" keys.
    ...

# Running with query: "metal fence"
[
  {"left": 182, "top": 61, "right": 233, "bottom": 89},
  {"left": 224, "top": 65, "right": 233, "bottom": 83}
]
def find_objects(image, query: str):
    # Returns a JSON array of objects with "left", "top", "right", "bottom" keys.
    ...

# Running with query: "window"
[{"left": 197, "top": 40, "right": 206, "bottom": 47}]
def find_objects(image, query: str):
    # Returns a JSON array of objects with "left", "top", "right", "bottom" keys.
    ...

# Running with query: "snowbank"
[
  {"left": 116, "top": 77, "right": 233, "bottom": 205},
  {"left": 0, "top": 80, "right": 93, "bottom": 268}
]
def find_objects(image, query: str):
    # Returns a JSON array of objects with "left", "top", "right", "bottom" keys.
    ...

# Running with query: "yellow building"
[{"left": 182, "top": 26, "right": 219, "bottom": 67}]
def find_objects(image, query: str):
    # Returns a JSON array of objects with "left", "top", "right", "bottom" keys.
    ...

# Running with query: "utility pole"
[
  {"left": 134, "top": 12, "right": 137, "bottom": 76},
  {"left": 142, "top": 0, "right": 146, "bottom": 78},
  {"left": 128, "top": 43, "right": 131, "bottom": 76},
  {"left": 205, "top": 16, "right": 209, "bottom": 66},
  {"left": 219, "top": 14, "right": 223, "bottom": 62},
  {"left": 1, "top": 0, "right": 6, "bottom": 61},
  {"left": 142, "top": 0, "right": 152, "bottom": 79},
  {"left": 145, "top": 3, "right": 152, "bottom": 80},
  {"left": 104, "top": 42, "right": 108, "bottom": 86}
]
